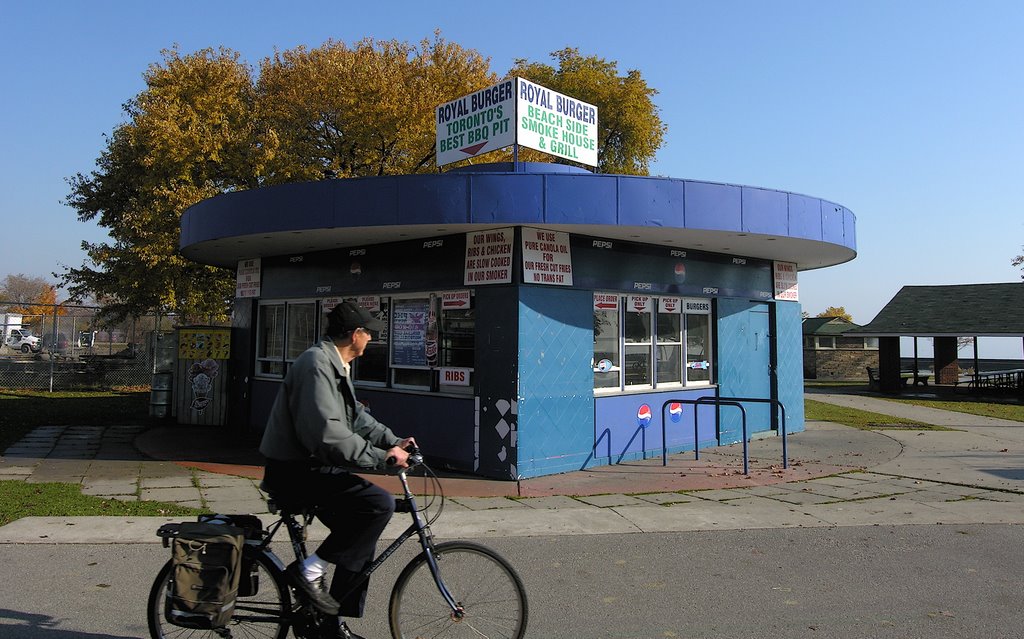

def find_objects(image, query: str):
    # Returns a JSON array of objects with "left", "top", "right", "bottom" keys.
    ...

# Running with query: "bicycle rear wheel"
[
  {"left": 147, "top": 547, "right": 291, "bottom": 639},
  {"left": 389, "top": 541, "right": 528, "bottom": 639}
]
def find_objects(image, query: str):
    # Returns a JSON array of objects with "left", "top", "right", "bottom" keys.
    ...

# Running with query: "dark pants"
[{"left": 264, "top": 459, "right": 395, "bottom": 617}]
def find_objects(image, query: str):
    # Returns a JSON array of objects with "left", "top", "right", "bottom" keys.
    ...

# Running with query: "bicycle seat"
[{"left": 264, "top": 491, "right": 318, "bottom": 516}]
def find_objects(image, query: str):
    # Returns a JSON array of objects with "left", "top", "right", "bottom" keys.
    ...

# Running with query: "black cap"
[{"left": 327, "top": 301, "right": 384, "bottom": 335}]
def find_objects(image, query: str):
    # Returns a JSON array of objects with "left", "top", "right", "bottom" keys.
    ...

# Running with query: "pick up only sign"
[{"left": 436, "top": 78, "right": 599, "bottom": 168}]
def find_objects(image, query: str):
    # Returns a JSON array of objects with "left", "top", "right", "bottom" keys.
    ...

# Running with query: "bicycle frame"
[{"left": 262, "top": 463, "right": 463, "bottom": 619}]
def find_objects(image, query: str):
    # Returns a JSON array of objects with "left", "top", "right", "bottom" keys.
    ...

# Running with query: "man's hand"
[
  {"left": 397, "top": 436, "right": 418, "bottom": 451},
  {"left": 385, "top": 445, "right": 410, "bottom": 468},
  {"left": 386, "top": 437, "right": 418, "bottom": 468}
]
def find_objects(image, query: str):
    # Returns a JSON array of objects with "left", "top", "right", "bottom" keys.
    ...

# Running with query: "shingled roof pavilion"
[{"left": 848, "top": 283, "right": 1024, "bottom": 391}]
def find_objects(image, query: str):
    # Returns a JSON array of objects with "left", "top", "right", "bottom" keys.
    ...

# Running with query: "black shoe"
[
  {"left": 286, "top": 562, "right": 340, "bottom": 615},
  {"left": 337, "top": 621, "right": 366, "bottom": 639}
]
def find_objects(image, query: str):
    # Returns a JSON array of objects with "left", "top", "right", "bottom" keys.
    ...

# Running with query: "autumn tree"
[
  {"left": 258, "top": 34, "right": 494, "bottom": 181},
  {"left": 63, "top": 47, "right": 273, "bottom": 322},
  {"left": 509, "top": 48, "right": 666, "bottom": 174},
  {"left": 63, "top": 36, "right": 666, "bottom": 319},
  {"left": 816, "top": 306, "right": 853, "bottom": 322},
  {"left": 0, "top": 274, "right": 59, "bottom": 314}
]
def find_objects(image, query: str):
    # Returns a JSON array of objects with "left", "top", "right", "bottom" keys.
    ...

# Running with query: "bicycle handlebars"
[{"left": 386, "top": 445, "right": 423, "bottom": 471}]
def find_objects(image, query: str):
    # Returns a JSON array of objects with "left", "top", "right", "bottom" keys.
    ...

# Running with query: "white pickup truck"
[{"left": 6, "top": 328, "right": 41, "bottom": 353}]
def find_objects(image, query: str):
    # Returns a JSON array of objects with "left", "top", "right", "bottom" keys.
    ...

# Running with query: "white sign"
[
  {"left": 516, "top": 77, "right": 598, "bottom": 167},
  {"left": 356, "top": 295, "right": 381, "bottom": 312},
  {"left": 436, "top": 78, "right": 598, "bottom": 168},
  {"left": 440, "top": 367, "right": 472, "bottom": 386},
  {"left": 594, "top": 293, "right": 619, "bottom": 312},
  {"left": 436, "top": 79, "right": 516, "bottom": 167},
  {"left": 773, "top": 261, "right": 799, "bottom": 301},
  {"left": 464, "top": 228, "right": 514, "bottom": 285},
  {"left": 236, "top": 258, "right": 261, "bottom": 298},
  {"left": 628, "top": 295, "right": 652, "bottom": 313},
  {"left": 659, "top": 297, "right": 681, "bottom": 314},
  {"left": 681, "top": 297, "right": 712, "bottom": 314},
  {"left": 522, "top": 227, "right": 573, "bottom": 286},
  {"left": 442, "top": 290, "right": 471, "bottom": 309}
]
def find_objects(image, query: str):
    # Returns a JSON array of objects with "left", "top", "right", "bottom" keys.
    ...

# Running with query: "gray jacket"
[{"left": 259, "top": 338, "right": 401, "bottom": 470}]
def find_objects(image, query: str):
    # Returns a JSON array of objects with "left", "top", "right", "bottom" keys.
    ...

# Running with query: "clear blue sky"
[{"left": 2, "top": 1, "right": 1022, "bottom": 356}]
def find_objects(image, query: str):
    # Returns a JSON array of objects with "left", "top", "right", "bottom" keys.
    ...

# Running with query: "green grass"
[
  {"left": 804, "top": 398, "right": 953, "bottom": 430},
  {"left": 0, "top": 389, "right": 155, "bottom": 451},
  {"left": 0, "top": 390, "right": 195, "bottom": 525},
  {"left": 0, "top": 479, "right": 205, "bottom": 527},
  {"left": 883, "top": 398, "right": 1024, "bottom": 422}
]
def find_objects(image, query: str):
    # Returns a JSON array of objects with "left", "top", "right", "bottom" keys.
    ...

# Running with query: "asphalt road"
[{"left": 1, "top": 524, "right": 1021, "bottom": 639}]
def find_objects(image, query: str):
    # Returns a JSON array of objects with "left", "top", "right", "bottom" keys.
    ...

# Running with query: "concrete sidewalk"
[{"left": 1, "top": 390, "right": 1022, "bottom": 543}]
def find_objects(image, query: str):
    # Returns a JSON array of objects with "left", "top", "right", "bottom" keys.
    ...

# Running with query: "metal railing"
[
  {"left": 660, "top": 396, "right": 788, "bottom": 475},
  {"left": 583, "top": 425, "right": 652, "bottom": 470}
]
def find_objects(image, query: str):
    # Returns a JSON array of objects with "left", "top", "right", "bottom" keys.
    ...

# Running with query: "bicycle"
[{"left": 146, "top": 447, "right": 529, "bottom": 638}]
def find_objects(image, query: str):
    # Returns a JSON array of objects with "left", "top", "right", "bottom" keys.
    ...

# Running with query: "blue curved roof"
[{"left": 180, "top": 163, "right": 855, "bottom": 270}]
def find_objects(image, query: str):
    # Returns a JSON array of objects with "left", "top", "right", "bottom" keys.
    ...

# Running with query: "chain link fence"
[{"left": 0, "top": 302, "right": 185, "bottom": 391}]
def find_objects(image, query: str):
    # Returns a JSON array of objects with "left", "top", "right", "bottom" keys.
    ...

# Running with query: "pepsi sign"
[
  {"left": 669, "top": 402, "right": 683, "bottom": 423},
  {"left": 636, "top": 404, "right": 652, "bottom": 428}
]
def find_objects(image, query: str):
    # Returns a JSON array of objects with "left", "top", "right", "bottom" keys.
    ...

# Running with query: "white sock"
[{"left": 301, "top": 553, "right": 330, "bottom": 581}]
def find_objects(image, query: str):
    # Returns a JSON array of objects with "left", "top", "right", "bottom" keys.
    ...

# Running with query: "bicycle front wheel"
[
  {"left": 147, "top": 547, "right": 291, "bottom": 639},
  {"left": 389, "top": 541, "right": 528, "bottom": 639}
]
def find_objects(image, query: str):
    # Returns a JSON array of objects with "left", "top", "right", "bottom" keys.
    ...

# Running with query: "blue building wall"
[
  {"left": 516, "top": 286, "right": 594, "bottom": 478},
  {"left": 774, "top": 301, "right": 806, "bottom": 438},
  {"left": 715, "top": 299, "right": 773, "bottom": 443},
  {"left": 359, "top": 389, "right": 477, "bottom": 472},
  {"left": 591, "top": 388, "right": 718, "bottom": 467}
]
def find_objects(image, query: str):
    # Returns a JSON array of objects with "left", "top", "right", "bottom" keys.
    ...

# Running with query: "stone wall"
[{"left": 803, "top": 348, "right": 879, "bottom": 381}]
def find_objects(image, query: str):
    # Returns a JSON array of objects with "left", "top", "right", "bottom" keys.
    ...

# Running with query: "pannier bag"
[
  {"left": 198, "top": 514, "right": 266, "bottom": 597},
  {"left": 164, "top": 521, "right": 245, "bottom": 629}
]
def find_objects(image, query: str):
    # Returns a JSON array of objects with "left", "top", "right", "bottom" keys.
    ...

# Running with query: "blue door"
[{"left": 716, "top": 300, "right": 772, "bottom": 443}]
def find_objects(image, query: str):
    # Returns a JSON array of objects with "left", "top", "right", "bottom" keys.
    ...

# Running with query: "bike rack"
[
  {"left": 660, "top": 396, "right": 788, "bottom": 475},
  {"left": 582, "top": 426, "right": 649, "bottom": 470},
  {"left": 581, "top": 428, "right": 614, "bottom": 470}
]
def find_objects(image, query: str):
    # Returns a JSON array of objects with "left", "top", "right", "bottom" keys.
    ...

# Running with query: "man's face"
[{"left": 351, "top": 327, "right": 372, "bottom": 357}]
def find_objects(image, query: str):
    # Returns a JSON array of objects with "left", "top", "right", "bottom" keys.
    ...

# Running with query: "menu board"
[
  {"left": 178, "top": 328, "right": 231, "bottom": 360},
  {"left": 391, "top": 298, "right": 429, "bottom": 366}
]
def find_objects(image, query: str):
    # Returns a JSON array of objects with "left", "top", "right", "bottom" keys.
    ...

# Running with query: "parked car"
[
  {"left": 6, "top": 328, "right": 41, "bottom": 353},
  {"left": 42, "top": 332, "right": 71, "bottom": 355}
]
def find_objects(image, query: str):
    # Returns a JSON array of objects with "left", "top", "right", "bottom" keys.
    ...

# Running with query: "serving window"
[
  {"left": 256, "top": 292, "right": 475, "bottom": 394},
  {"left": 593, "top": 293, "right": 620, "bottom": 389},
  {"left": 593, "top": 294, "right": 713, "bottom": 392},
  {"left": 624, "top": 296, "right": 654, "bottom": 387},
  {"left": 257, "top": 299, "right": 322, "bottom": 378},
  {"left": 256, "top": 302, "right": 287, "bottom": 377},
  {"left": 338, "top": 296, "right": 390, "bottom": 385},
  {"left": 389, "top": 292, "right": 476, "bottom": 392}
]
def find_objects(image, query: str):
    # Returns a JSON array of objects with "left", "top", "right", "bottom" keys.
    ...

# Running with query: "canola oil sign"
[
  {"left": 435, "top": 78, "right": 598, "bottom": 168},
  {"left": 516, "top": 78, "right": 598, "bottom": 167}
]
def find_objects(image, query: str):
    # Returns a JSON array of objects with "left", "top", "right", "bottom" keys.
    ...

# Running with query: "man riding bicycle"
[{"left": 260, "top": 301, "right": 416, "bottom": 639}]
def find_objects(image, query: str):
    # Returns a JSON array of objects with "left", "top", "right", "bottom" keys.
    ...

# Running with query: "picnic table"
[
  {"left": 866, "top": 367, "right": 931, "bottom": 389},
  {"left": 968, "top": 368, "right": 1024, "bottom": 391}
]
